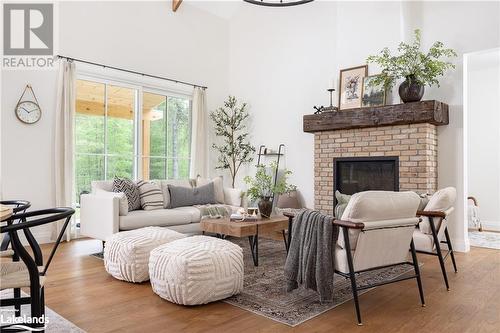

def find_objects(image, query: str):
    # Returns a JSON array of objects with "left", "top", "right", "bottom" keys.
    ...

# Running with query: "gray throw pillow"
[
  {"left": 168, "top": 182, "right": 216, "bottom": 208},
  {"left": 335, "top": 190, "right": 352, "bottom": 219},
  {"left": 113, "top": 177, "right": 141, "bottom": 211}
]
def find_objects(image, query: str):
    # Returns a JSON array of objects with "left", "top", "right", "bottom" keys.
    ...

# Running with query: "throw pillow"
[
  {"left": 223, "top": 187, "right": 242, "bottom": 207},
  {"left": 112, "top": 177, "right": 141, "bottom": 211},
  {"left": 168, "top": 182, "right": 216, "bottom": 208},
  {"left": 136, "top": 180, "right": 164, "bottom": 211},
  {"left": 335, "top": 190, "right": 352, "bottom": 219},
  {"left": 160, "top": 179, "right": 193, "bottom": 208},
  {"left": 196, "top": 176, "right": 224, "bottom": 204}
]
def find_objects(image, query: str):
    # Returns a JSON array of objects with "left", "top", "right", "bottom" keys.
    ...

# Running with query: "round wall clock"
[{"left": 15, "top": 84, "right": 42, "bottom": 124}]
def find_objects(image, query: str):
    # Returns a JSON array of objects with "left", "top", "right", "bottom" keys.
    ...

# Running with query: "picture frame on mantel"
[
  {"left": 338, "top": 65, "right": 368, "bottom": 110},
  {"left": 361, "top": 74, "right": 386, "bottom": 108}
]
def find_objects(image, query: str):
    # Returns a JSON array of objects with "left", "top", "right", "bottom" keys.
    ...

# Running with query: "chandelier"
[{"left": 243, "top": 0, "right": 314, "bottom": 7}]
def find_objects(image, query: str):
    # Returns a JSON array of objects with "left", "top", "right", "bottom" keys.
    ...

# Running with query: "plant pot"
[
  {"left": 398, "top": 75, "right": 424, "bottom": 103},
  {"left": 258, "top": 197, "right": 273, "bottom": 218}
]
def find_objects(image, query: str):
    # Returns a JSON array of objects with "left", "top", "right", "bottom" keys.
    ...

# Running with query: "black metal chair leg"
[
  {"left": 410, "top": 240, "right": 425, "bottom": 306},
  {"left": 343, "top": 227, "right": 362, "bottom": 325},
  {"left": 444, "top": 228, "right": 458, "bottom": 273},
  {"left": 13, "top": 288, "right": 21, "bottom": 316},
  {"left": 429, "top": 217, "right": 450, "bottom": 290}
]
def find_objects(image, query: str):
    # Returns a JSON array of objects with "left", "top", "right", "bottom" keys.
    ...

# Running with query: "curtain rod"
[{"left": 56, "top": 55, "right": 207, "bottom": 90}]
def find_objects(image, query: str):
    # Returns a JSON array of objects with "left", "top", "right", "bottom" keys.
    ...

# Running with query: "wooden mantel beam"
[
  {"left": 173, "top": 0, "right": 183, "bottom": 12},
  {"left": 303, "top": 100, "right": 449, "bottom": 133}
]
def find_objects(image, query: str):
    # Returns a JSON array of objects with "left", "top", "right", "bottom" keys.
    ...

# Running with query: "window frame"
[{"left": 75, "top": 71, "right": 193, "bottom": 188}]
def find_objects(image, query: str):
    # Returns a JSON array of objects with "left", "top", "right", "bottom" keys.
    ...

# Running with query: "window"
[{"left": 75, "top": 78, "right": 191, "bottom": 203}]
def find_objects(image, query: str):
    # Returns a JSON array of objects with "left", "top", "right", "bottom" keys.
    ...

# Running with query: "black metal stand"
[
  {"left": 416, "top": 216, "right": 457, "bottom": 290},
  {"left": 256, "top": 144, "right": 285, "bottom": 205}
]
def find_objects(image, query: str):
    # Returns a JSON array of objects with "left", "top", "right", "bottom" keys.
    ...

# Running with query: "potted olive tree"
[
  {"left": 243, "top": 162, "right": 295, "bottom": 218},
  {"left": 367, "top": 29, "right": 457, "bottom": 103}
]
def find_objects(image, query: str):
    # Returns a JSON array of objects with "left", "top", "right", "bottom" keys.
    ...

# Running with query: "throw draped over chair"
[
  {"left": 333, "top": 191, "right": 424, "bottom": 325},
  {"left": 412, "top": 187, "right": 457, "bottom": 290},
  {"left": 0, "top": 207, "right": 75, "bottom": 333}
]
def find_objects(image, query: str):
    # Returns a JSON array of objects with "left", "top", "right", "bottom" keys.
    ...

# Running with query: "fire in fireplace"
[{"left": 333, "top": 156, "right": 399, "bottom": 199}]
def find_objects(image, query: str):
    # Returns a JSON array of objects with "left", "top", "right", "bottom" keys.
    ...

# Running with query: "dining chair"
[{"left": 0, "top": 207, "right": 74, "bottom": 332}]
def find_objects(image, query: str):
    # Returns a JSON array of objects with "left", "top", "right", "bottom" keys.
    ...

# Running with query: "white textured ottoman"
[
  {"left": 149, "top": 236, "right": 244, "bottom": 305},
  {"left": 104, "top": 227, "right": 186, "bottom": 283}
]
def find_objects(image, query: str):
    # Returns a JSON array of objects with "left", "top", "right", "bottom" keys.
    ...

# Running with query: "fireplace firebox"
[{"left": 333, "top": 157, "right": 399, "bottom": 200}]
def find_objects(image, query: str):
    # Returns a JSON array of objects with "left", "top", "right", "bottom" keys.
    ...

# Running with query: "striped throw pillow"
[{"left": 137, "top": 181, "right": 164, "bottom": 211}]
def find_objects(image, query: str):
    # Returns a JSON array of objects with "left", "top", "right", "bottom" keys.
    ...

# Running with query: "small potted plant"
[
  {"left": 243, "top": 162, "right": 295, "bottom": 218},
  {"left": 367, "top": 29, "right": 457, "bottom": 103}
]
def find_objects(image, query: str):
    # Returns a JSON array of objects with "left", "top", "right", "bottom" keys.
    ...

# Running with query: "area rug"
[
  {"left": 0, "top": 290, "right": 85, "bottom": 332},
  {"left": 469, "top": 231, "right": 500, "bottom": 250},
  {"left": 224, "top": 237, "right": 417, "bottom": 327}
]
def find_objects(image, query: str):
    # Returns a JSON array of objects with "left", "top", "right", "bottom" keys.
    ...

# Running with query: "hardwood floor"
[{"left": 39, "top": 239, "right": 500, "bottom": 333}]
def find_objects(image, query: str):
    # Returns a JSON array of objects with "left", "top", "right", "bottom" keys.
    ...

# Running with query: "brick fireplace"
[{"left": 303, "top": 100, "right": 448, "bottom": 216}]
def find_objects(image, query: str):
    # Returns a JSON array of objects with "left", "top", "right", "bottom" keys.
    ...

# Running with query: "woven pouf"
[
  {"left": 149, "top": 236, "right": 244, "bottom": 305},
  {"left": 104, "top": 227, "right": 186, "bottom": 283}
]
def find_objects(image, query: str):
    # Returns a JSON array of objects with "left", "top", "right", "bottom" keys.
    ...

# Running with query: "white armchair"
[
  {"left": 413, "top": 187, "right": 457, "bottom": 290},
  {"left": 334, "top": 191, "right": 424, "bottom": 325}
]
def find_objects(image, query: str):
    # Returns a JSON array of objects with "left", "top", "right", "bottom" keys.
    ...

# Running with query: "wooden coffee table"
[{"left": 200, "top": 214, "right": 294, "bottom": 266}]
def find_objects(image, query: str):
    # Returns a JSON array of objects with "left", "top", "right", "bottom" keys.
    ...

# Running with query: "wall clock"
[{"left": 15, "top": 84, "right": 42, "bottom": 124}]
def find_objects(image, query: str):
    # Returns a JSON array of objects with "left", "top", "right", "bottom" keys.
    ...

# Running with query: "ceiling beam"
[{"left": 172, "top": 0, "right": 183, "bottom": 12}]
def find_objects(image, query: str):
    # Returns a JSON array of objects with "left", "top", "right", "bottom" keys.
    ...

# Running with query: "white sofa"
[{"left": 80, "top": 179, "right": 242, "bottom": 241}]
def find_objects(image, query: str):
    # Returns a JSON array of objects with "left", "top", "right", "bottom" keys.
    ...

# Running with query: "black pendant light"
[{"left": 243, "top": 0, "right": 314, "bottom": 7}]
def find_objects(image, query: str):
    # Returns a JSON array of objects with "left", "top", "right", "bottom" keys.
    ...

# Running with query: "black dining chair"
[
  {"left": 0, "top": 200, "right": 31, "bottom": 252},
  {"left": 0, "top": 207, "right": 74, "bottom": 333}
]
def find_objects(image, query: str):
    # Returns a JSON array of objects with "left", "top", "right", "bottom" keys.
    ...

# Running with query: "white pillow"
[
  {"left": 197, "top": 176, "right": 224, "bottom": 204},
  {"left": 95, "top": 189, "right": 128, "bottom": 216},
  {"left": 224, "top": 187, "right": 242, "bottom": 207}
]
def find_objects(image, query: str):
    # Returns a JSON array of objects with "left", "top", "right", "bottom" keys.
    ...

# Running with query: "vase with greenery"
[
  {"left": 210, "top": 96, "right": 256, "bottom": 188},
  {"left": 367, "top": 29, "right": 457, "bottom": 103},
  {"left": 243, "top": 162, "right": 296, "bottom": 218}
]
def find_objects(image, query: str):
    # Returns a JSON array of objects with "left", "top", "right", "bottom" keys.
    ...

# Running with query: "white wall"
[
  {"left": 227, "top": 1, "right": 500, "bottom": 251},
  {"left": 0, "top": 1, "right": 230, "bottom": 243},
  {"left": 467, "top": 49, "right": 500, "bottom": 230}
]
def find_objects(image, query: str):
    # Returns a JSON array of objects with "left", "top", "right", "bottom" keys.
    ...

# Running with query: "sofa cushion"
[
  {"left": 159, "top": 180, "right": 193, "bottom": 209},
  {"left": 113, "top": 177, "right": 141, "bottom": 211},
  {"left": 137, "top": 180, "right": 164, "bottom": 211},
  {"left": 197, "top": 176, "right": 224, "bottom": 204},
  {"left": 119, "top": 209, "right": 193, "bottom": 230},
  {"left": 168, "top": 183, "right": 216, "bottom": 208},
  {"left": 91, "top": 180, "right": 113, "bottom": 193}
]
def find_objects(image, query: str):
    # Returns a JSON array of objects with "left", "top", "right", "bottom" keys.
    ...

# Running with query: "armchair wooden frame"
[
  {"left": 332, "top": 219, "right": 425, "bottom": 325},
  {"left": 415, "top": 210, "right": 457, "bottom": 291}
]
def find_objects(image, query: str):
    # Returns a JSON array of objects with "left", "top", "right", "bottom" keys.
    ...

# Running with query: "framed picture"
[
  {"left": 338, "top": 65, "right": 368, "bottom": 110},
  {"left": 361, "top": 75, "right": 386, "bottom": 107}
]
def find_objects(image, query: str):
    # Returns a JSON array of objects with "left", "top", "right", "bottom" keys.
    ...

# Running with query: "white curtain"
[
  {"left": 189, "top": 87, "right": 209, "bottom": 179},
  {"left": 53, "top": 59, "right": 76, "bottom": 242}
]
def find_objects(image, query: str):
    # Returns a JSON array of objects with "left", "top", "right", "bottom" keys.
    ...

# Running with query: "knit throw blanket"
[
  {"left": 284, "top": 209, "right": 339, "bottom": 303},
  {"left": 196, "top": 204, "right": 231, "bottom": 219}
]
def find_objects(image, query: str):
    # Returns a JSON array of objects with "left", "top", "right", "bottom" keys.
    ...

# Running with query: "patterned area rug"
[
  {"left": 224, "top": 237, "right": 416, "bottom": 327},
  {"left": 0, "top": 290, "right": 85, "bottom": 332},
  {"left": 469, "top": 231, "right": 500, "bottom": 250}
]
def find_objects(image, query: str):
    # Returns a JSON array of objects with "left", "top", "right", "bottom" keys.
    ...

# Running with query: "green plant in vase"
[
  {"left": 367, "top": 29, "right": 457, "bottom": 103},
  {"left": 244, "top": 161, "right": 295, "bottom": 218}
]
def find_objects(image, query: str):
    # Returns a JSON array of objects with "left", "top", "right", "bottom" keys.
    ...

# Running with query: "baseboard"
[
  {"left": 451, "top": 238, "right": 469, "bottom": 253},
  {"left": 479, "top": 221, "right": 500, "bottom": 232}
]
